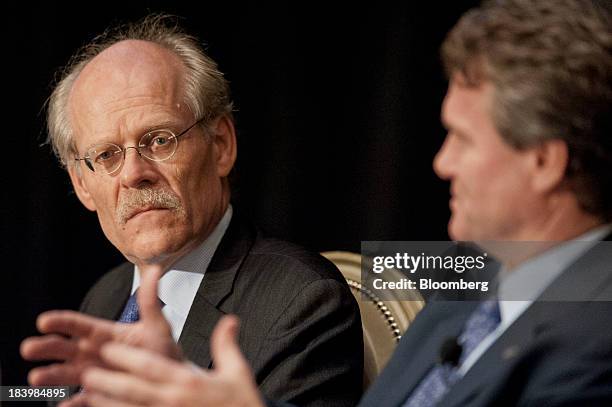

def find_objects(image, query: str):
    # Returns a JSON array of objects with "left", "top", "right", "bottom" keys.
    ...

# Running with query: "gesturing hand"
[
  {"left": 20, "top": 269, "right": 181, "bottom": 386},
  {"left": 60, "top": 316, "right": 265, "bottom": 407}
]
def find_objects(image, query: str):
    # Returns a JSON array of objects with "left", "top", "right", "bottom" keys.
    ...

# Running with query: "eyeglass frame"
[{"left": 74, "top": 117, "right": 206, "bottom": 175}]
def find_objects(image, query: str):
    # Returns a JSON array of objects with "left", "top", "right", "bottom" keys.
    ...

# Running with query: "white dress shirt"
[
  {"left": 458, "top": 224, "right": 612, "bottom": 376},
  {"left": 131, "top": 205, "right": 233, "bottom": 341}
]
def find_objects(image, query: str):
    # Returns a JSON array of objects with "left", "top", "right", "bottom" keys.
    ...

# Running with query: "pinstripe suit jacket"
[{"left": 79, "top": 213, "right": 363, "bottom": 407}]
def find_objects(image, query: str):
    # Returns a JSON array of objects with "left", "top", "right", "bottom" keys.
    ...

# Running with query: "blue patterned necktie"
[
  {"left": 117, "top": 291, "right": 166, "bottom": 323},
  {"left": 118, "top": 293, "right": 140, "bottom": 323},
  {"left": 403, "top": 300, "right": 501, "bottom": 407}
]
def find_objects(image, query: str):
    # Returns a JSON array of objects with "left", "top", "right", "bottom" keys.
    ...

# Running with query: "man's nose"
[
  {"left": 120, "top": 147, "right": 160, "bottom": 188},
  {"left": 433, "top": 135, "right": 454, "bottom": 181}
]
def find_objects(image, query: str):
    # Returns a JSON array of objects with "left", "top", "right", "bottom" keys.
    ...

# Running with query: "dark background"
[{"left": 1, "top": 0, "right": 480, "bottom": 395}]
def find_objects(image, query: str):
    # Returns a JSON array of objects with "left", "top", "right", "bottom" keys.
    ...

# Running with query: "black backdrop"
[{"left": 1, "top": 1, "right": 480, "bottom": 393}]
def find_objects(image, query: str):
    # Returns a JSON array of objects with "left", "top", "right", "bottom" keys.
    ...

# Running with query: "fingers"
[
  {"left": 21, "top": 334, "right": 77, "bottom": 361},
  {"left": 98, "top": 342, "right": 190, "bottom": 383},
  {"left": 37, "top": 310, "right": 116, "bottom": 339},
  {"left": 210, "top": 315, "right": 249, "bottom": 375},
  {"left": 209, "top": 315, "right": 265, "bottom": 407},
  {"left": 137, "top": 269, "right": 166, "bottom": 324},
  {"left": 28, "top": 363, "right": 83, "bottom": 386},
  {"left": 82, "top": 366, "right": 161, "bottom": 405}
]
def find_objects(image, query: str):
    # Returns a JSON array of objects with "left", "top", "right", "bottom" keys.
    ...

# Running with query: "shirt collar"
[
  {"left": 132, "top": 205, "right": 233, "bottom": 318},
  {"left": 498, "top": 224, "right": 612, "bottom": 325}
]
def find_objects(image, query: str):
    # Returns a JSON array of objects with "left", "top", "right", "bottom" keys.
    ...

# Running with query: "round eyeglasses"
[{"left": 74, "top": 118, "right": 205, "bottom": 175}]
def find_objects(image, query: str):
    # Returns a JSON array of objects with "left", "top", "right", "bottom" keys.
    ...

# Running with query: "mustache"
[{"left": 116, "top": 187, "right": 183, "bottom": 224}]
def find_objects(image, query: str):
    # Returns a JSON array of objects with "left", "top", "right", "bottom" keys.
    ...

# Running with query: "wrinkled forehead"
[{"left": 68, "top": 40, "right": 188, "bottom": 135}]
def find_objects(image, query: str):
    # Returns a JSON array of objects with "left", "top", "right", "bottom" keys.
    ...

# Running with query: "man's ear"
[
  {"left": 67, "top": 164, "right": 97, "bottom": 211},
  {"left": 530, "top": 139, "right": 569, "bottom": 193},
  {"left": 210, "top": 115, "right": 237, "bottom": 177}
]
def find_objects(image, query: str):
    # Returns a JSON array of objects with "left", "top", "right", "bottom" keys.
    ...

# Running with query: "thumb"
[
  {"left": 137, "top": 269, "right": 165, "bottom": 323},
  {"left": 211, "top": 315, "right": 250, "bottom": 376}
]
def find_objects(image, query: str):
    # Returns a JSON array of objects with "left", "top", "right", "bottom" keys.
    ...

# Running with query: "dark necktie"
[
  {"left": 118, "top": 293, "right": 140, "bottom": 323},
  {"left": 117, "top": 291, "right": 166, "bottom": 323},
  {"left": 403, "top": 300, "right": 501, "bottom": 407}
]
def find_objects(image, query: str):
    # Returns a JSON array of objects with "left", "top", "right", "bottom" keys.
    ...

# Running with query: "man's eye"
[
  {"left": 96, "top": 150, "right": 115, "bottom": 161},
  {"left": 146, "top": 132, "right": 173, "bottom": 148},
  {"left": 153, "top": 136, "right": 169, "bottom": 145}
]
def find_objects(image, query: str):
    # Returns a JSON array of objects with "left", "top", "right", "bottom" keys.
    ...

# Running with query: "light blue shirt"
[
  {"left": 459, "top": 224, "right": 612, "bottom": 375},
  {"left": 131, "top": 205, "right": 233, "bottom": 341}
]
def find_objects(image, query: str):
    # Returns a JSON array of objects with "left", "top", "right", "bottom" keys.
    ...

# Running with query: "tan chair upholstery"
[{"left": 322, "top": 251, "right": 425, "bottom": 389}]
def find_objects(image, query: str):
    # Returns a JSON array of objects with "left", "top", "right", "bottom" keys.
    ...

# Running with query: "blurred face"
[
  {"left": 433, "top": 77, "right": 537, "bottom": 241},
  {"left": 67, "top": 40, "right": 236, "bottom": 267}
]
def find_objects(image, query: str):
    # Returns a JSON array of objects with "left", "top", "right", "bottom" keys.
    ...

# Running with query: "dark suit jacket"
[
  {"left": 360, "top": 237, "right": 612, "bottom": 407},
  {"left": 79, "top": 213, "right": 364, "bottom": 407}
]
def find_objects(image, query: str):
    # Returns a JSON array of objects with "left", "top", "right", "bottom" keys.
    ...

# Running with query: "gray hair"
[{"left": 47, "top": 14, "right": 234, "bottom": 167}]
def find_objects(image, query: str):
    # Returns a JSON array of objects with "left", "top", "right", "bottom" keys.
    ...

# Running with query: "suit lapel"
[
  {"left": 360, "top": 302, "right": 476, "bottom": 407},
  {"left": 178, "top": 213, "right": 256, "bottom": 368},
  {"left": 393, "top": 311, "right": 472, "bottom": 406}
]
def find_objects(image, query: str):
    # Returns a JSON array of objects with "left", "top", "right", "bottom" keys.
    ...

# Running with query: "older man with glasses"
[{"left": 20, "top": 15, "right": 363, "bottom": 407}]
